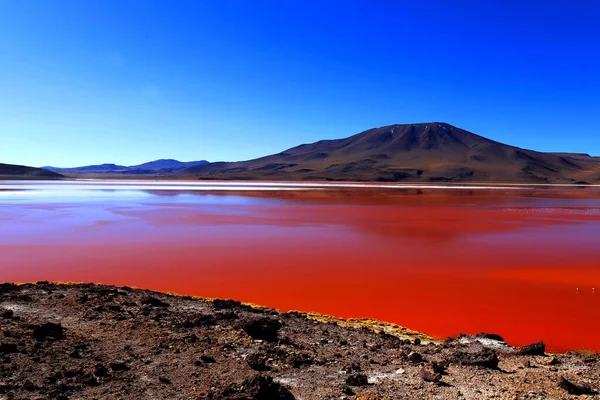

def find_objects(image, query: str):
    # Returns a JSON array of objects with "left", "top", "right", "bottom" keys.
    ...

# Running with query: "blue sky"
[{"left": 1, "top": 0, "right": 599, "bottom": 167}]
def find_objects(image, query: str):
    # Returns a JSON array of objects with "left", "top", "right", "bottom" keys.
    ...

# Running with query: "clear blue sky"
[{"left": 1, "top": 0, "right": 599, "bottom": 167}]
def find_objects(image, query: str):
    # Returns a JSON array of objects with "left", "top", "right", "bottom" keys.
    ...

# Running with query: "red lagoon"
[{"left": 1, "top": 182, "right": 599, "bottom": 352}]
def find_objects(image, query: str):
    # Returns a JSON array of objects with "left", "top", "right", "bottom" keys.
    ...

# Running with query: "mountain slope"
[
  {"left": 129, "top": 159, "right": 208, "bottom": 171},
  {"left": 0, "top": 163, "right": 63, "bottom": 179},
  {"left": 183, "top": 123, "right": 600, "bottom": 183},
  {"left": 45, "top": 159, "right": 209, "bottom": 175}
]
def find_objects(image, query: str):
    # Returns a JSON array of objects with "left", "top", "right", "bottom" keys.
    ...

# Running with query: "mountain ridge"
[
  {"left": 44, "top": 159, "right": 209, "bottom": 174},
  {"left": 0, "top": 163, "right": 64, "bottom": 179},
  {"left": 182, "top": 122, "right": 600, "bottom": 183}
]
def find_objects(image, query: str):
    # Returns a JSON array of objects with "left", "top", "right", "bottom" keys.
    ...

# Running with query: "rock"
[
  {"left": 33, "top": 322, "right": 64, "bottom": 341},
  {"left": 247, "top": 352, "right": 270, "bottom": 371},
  {"left": 215, "top": 311, "right": 239, "bottom": 321},
  {"left": 408, "top": 351, "right": 423, "bottom": 363},
  {"left": 342, "top": 386, "right": 355, "bottom": 395},
  {"left": 141, "top": 296, "right": 170, "bottom": 308},
  {"left": 213, "top": 299, "right": 243, "bottom": 309},
  {"left": 82, "top": 373, "right": 100, "bottom": 386},
  {"left": 93, "top": 365, "right": 109, "bottom": 378},
  {"left": 288, "top": 353, "right": 313, "bottom": 368},
  {"left": 419, "top": 367, "right": 442, "bottom": 383},
  {"left": 1, "top": 309, "right": 13, "bottom": 319},
  {"left": 159, "top": 376, "right": 172, "bottom": 384},
  {"left": 356, "top": 394, "right": 383, "bottom": 400},
  {"left": 346, "top": 373, "right": 369, "bottom": 387},
  {"left": 212, "top": 375, "right": 295, "bottom": 400},
  {"left": 107, "top": 304, "right": 123, "bottom": 312},
  {"left": 200, "top": 355, "right": 216, "bottom": 364},
  {"left": 241, "top": 317, "right": 282, "bottom": 342},
  {"left": 413, "top": 337, "right": 421, "bottom": 345},
  {"left": 518, "top": 341, "right": 545, "bottom": 356},
  {"left": 0, "top": 283, "right": 18, "bottom": 294},
  {"left": 476, "top": 332, "right": 505, "bottom": 342},
  {"left": 77, "top": 294, "right": 90, "bottom": 303},
  {"left": 109, "top": 360, "right": 129, "bottom": 371},
  {"left": 344, "top": 362, "right": 362, "bottom": 372},
  {"left": 68, "top": 348, "right": 82, "bottom": 358},
  {"left": 179, "top": 314, "right": 216, "bottom": 328},
  {"left": 0, "top": 343, "right": 18, "bottom": 354},
  {"left": 432, "top": 360, "right": 449, "bottom": 374},
  {"left": 449, "top": 348, "right": 499, "bottom": 369},
  {"left": 548, "top": 356, "right": 561, "bottom": 366},
  {"left": 557, "top": 376, "right": 597, "bottom": 395}
]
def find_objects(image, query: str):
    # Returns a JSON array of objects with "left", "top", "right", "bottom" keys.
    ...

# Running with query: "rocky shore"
[{"left": 0, "top": 283, "right": 598, "bottom": 399}]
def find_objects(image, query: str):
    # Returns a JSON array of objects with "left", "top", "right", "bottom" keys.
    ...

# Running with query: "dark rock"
[
  {"left": 557, "top": 376, "right": 597, "bottom": 395},
  {"left": 94, "top": 365, "right": 109, "bottom": 378},
  {"left": 107, "top": 304, "right": 123, "bottom": 312},
  {"left": 142, "top": 296, "right": 170, "bottom": 308},
  {"left": 414, "top": 338, "right": 421, "bottom": 345},
  {"left": 419, "top": 367, "right": 442, "bottom": 383},
  {"left": 241, "top": 317, "right": 282, "bottom": 342},
  {"left": 518, "top": 341, "right": 545, "bottom": 356},
  {"left": 0, "top": 343, "right": 18, "bottom": 354},
  {"left": 408, "top": 351, "right": 424, "bottom": 363},
  {"left": 0, "top": 283, "right": 19, "bottom": 294},
  {"left": 342, "top": 386, "right": 355, "bottom": 395},
  {"left": 179, "top": 314, "right": 216, "bottom": 328},
  {"left": 431, "top": 360, "right": 449, "bottom": 374},
  {"left": 193, "top": 354, "right": 216, "bottom": 366},
  {"left": 159, "top": 376, "right": 171, "bottom": 384},
  {"left": 1, "top": 309, "right": 14, "bottom": 319},
  {"left": 449, "top": 348, "right": 499, "bottom": 369},
  {"left": 346, "top": 373, "right": 369, "bottom": 386},
  {"left": 343, "top": 362, "right": 362, "bottom": 373},
  {"left": 548, "top": 356, "right": 561, "bottom": 366},
  {"left": 109, "top": 360, "right": 129, "bottom": 371},
  {"left": 215, "top": 311, "right": 238, "bottom": 320},
  {"left": 247, "top": 352, "right": 270, "bottom": 371},
  {"left": 82, "top": 373, "right": 100, "bottom": 386},
  {"left": 213, "top": 299, "right": 242, "bottom": 309},
  {"left": 68, "top": 348, "right": 82, "bottom": 358},
  {"left": 33, "top": 322, "right": 64, "bottom": 341},
  {"left": 212, "top": 375, "right": 295, "bottom": 400},
  {"left": 288, "top": 353, "right": 313, "bottom": 368}
]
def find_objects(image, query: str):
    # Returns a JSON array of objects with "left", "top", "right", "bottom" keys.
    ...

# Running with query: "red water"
[{"left": 1, "top": 185, "right": 599, "bottom": 352}]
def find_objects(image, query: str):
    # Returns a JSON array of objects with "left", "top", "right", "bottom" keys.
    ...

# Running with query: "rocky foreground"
[{"left": 0, "top": 283, "right": 598, "bottom": 400}]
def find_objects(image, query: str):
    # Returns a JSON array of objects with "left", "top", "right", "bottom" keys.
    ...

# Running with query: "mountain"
[
  {"left": 44, "top": 159, "right": 209, "bottom": 175},
  {"left": 128, "top": 159, "right": 209, "bottom": 171},
  {"left": 0, "top": 163, "right": 63, "bottom": 179},
  {"left": 44, "top": 163, "right": 129, "bottom": 173},
  {"left": 182, "top": 122, "right": 600, "bottom": 183}
]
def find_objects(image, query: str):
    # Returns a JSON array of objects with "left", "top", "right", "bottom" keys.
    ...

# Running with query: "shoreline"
[
  {"left": 8, "top": 281, "right": 595, "bottom": 355},
  {"left": 1, "top": 282, "right": 597, "bottom": 399}
]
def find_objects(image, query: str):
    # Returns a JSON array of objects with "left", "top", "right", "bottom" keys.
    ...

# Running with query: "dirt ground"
[{"left": 0, "top": 283, "right": 598, "bottom": 399}]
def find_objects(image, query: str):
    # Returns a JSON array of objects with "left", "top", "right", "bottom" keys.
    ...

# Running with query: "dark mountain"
[
  {"left": 182, "top": 122, "right": 600, "bottom": 183},
  {"left": 44, "top": 163, "right": 129, "bottom": 173},
  {"left": 0, "top": 163, "right": 63, "bottom": 179},
  {"left": 128, "top": 159, "right": 209, "bottom": 171},
  {"left": 44, "top": 159, "right": 209, "bottom": 176}
]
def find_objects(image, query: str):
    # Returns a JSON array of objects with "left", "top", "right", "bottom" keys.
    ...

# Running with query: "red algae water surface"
[{"left": 1, "top": 181, "right": 599, "bottom": 352}]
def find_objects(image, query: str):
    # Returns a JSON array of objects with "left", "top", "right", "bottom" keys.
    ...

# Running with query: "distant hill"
[
  {"left": 0, "top": 163, "right": 63, "bottom": 179},
  {"left": 182, "top": 122, "right": 600, "bottom": 183},
  {"left": 44, "top": 159, "right": 209, "bottom": 176}
]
